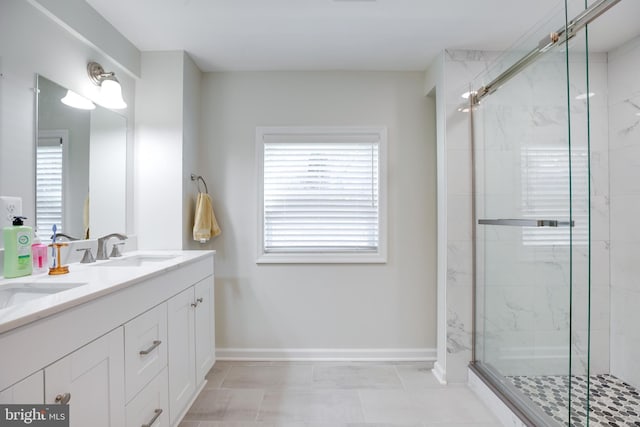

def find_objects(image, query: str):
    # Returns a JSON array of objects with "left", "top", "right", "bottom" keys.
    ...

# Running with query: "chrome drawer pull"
[
  {"left": 55, "top": 392, "right": 71, "bottom": 405},
  {"left": 139, "top": 340, "right": 162, "bottom": 355},
  {"left": 197, "top": 297, "right": 203, "bottom": 303},
  {"left": 141, "top": 408, "right": 162, "bottom": 427}
]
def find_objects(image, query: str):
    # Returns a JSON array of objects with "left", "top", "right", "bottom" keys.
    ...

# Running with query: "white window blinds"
[
  {"left": 260, "top": 128, "right": 385, "bottom": 259},
  {"left": 521, "top": 146, "right": 588, "bottom": 246},
  {"left": 36, "top": 136, "right": 64, "bottom": 238}
]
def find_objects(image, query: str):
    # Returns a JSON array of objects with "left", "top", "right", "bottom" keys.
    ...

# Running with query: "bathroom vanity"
[{"left": 0, "top": 250, "right": 215, "bottom": 427}]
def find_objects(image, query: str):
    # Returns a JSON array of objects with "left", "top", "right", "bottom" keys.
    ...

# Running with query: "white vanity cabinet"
[
  {"left": 125, "top": 368, "right": 169, "bottom": 427},
  {"left": 168, "top": 287, "right": 196, "bottom": 424},
  {"left": 44, "top": 327, "right": 125, "bottom": 427},
  {"left": 0, "top": 371, "right": 44, "bottom": 404},
  {"left": 167, "top": 277, "right": 215, "bottom": 425},
  {"left": 123, "top": 301, "right": 170, "bottom": 427},
  {"left": 0, "top": 251, "right": 215, "bottom": 427},
  {"left": 194, "top": 279, "right": 216, "bottom": 382},
  {"left": 124, "top": 302, "right": 168, "bottom": 403}
]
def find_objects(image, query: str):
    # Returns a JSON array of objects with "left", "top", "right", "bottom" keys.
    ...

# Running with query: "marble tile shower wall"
[
  {"left": 608, "top": 35, "right": 640, "bottom": 390},
  {"left": 453, "top": 50, "right": 610, "bottom": 378},
  {"left": 443, "top": 50, "right": 502, "bottom": 382}
]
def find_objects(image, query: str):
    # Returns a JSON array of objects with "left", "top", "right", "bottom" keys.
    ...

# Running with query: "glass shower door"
[
  {"left": 473, "top": 57, "right": 574, "bottom": 425},
  {"left": 471, "top": 1, "right": 593, "bottom": 425}
]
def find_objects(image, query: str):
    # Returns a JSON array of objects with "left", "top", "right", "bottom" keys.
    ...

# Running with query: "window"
[
  {"left": 257, "top": 127, "right": 387, "bottom": 263},
  {"left": 36, "top": 130, "right": 68, "bottom": 240},
  {"left": 521, "top": 146, "right": 588, "bottom": 246}
]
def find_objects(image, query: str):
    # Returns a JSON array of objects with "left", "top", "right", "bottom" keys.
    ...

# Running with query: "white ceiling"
[{"left": 85, "top": 0, "right": 640, "bottom": 72}]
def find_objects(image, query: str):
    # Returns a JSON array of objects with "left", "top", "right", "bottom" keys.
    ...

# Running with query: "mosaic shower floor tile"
[{"left": 509, "top": 374, "right": 640, "bottom": 426}]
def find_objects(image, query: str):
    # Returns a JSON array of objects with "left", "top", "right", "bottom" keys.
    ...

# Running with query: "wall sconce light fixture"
[{"left": 87, "top": 61, "right": 127, "bottom": 110}]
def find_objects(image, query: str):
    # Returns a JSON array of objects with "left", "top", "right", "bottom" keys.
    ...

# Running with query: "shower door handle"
[{"left": 478, "top": 219, "right": 574, "bottom": 227}]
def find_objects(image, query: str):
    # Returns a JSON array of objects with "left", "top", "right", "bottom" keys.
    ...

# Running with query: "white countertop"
[{"left": 0, "top": 250, "right": 215, "bottom": 334}]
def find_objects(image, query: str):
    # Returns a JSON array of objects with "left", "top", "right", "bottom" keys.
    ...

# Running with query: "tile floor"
[{"left": 179, "top": 361, "right": 503, "bottom": 427}]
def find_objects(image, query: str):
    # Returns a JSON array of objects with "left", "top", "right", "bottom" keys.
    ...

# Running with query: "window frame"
[{"left": 256, "top": 126, "right": 387, "bottom": 264}]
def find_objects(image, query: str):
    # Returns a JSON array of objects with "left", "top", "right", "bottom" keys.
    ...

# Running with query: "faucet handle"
[
  {"left": 109, "top": 242, "right": 125, "bottom": 258},
  {"left": 76, "top": 247, "right": 96, "bottom": 264}
]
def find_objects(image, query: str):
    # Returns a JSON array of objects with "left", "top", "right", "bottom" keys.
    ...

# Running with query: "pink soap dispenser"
[{"left": 32, "top": 238, "right": 48, "bottom": 275}]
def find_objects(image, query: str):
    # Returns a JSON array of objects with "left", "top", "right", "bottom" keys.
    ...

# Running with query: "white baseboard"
[
  {"left": 216, "top": 347, "right": 436, "bottom": 362},
  {"left": 432, "top": 361, "right": 447, "bottom": 384}
]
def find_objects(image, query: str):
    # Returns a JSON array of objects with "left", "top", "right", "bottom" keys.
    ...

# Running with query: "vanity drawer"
[
  {"left": 124, "top": 303, "right": 168, "bottom": 402},
  {"left": 126, "top": 367, "right": 169, "bottom": 427}
]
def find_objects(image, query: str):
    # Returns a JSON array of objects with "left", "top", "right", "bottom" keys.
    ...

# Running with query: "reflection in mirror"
[
  {"left": 89, "top": 107, "right": 126, "bottom": 237},
  {"left": 36, "top": 75, "right": 127, "bottom": 241}
]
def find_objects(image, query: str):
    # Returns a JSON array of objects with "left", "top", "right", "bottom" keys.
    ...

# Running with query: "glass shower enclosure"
[{"left": 470, "top": 0, "right": 619, "bottom": 425}]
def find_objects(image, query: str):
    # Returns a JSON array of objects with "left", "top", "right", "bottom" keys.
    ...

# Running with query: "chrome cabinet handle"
[
  {"left": 191, "top": 301, "right": 199, "bottom": 308},
  {"left": 197, "top": 297, "right": 203, "bottom": 303},
  {"left": 141, "top": 409, "right": 162, "bottom": 427},
  {"left": 191, "top": 297, "right": 203, "bottom": 308},
  {"left": 55, "top": 392, "right": 71, "bottom": 405},
  {"left": 139, "top": 340, "right": 162, "bottom": 355}
]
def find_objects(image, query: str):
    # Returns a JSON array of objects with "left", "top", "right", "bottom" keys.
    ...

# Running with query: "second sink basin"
[
  {"left": 0, "top": 282, "right": 88, "bottom": 309},
  {"left": 98, "top": 254, "right": 178, "bottom": 267}
]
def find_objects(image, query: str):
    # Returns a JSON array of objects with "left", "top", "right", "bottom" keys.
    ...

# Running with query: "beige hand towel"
[{"left": 193, "top": 193, "right": 221, "bottom": 242}]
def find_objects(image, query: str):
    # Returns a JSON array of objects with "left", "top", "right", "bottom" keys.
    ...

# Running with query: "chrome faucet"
[
  {"left": 51, "top": 232, "right": 80, "bottom": 241},
  {"left": 96, "top": 233, "right": 128, "bottom": 260}
]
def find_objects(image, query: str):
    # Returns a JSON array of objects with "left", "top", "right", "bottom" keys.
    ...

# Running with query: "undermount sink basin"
[
  {"left": 0, "top": 282, "right": 88, "bottom": 310},
  {"left": 98, "top": 254, "right": 178, "bottom": 267}
]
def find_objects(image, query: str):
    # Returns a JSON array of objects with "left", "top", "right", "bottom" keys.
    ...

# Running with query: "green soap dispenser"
[{"left": 3, "top": 216, "right": 33, "bottom": 278}]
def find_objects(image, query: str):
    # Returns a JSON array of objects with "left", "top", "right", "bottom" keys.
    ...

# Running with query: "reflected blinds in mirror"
[{"left": 36, "top": 132, "right": 66, "bottom": 239}]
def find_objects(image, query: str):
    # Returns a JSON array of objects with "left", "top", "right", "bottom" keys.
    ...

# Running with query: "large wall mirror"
[{"left": 36, "top": 75, "right": 126, "bottom": 241}]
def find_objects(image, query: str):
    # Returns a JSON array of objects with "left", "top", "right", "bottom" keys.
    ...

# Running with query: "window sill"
[{"left": 256, "top": 252, "right": 387, "bottom": 264}]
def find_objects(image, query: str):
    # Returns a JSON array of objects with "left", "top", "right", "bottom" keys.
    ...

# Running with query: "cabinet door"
[
  {"left": 194, "top": 278, "right": 215, "bottom": 383},
  {"left": 124, "top": 302, "right": 168, "bottom": 403},
  {"left": 0, "top": 371, "right": 44, "bottom": 403},
  {"left": 125, "top": 368, "right": 169, "bottom": 427},
  {"left": 45, "top": 328, "right": 125, "bottom": 427},
  {"left": 167, "top": 287, "right": 195, "bottom": 425}
]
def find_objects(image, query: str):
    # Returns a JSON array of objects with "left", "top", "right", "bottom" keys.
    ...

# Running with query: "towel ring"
[{"left": 190, "top": 174, "right": 209, "bottom": 194}]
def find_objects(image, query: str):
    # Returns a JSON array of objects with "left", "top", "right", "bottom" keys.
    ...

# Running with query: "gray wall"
[{"left": 200, "top": 71, "right": 437, "bottom": 358}]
